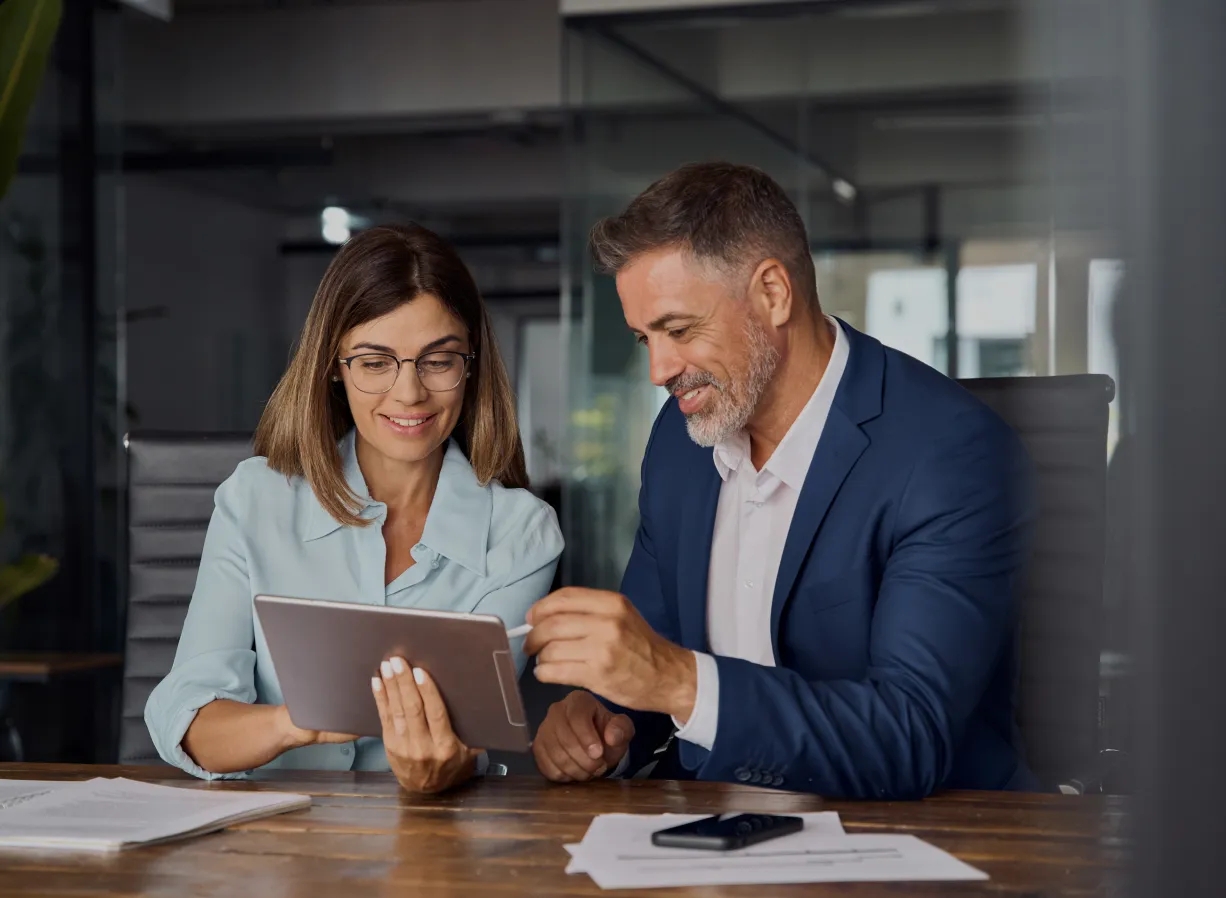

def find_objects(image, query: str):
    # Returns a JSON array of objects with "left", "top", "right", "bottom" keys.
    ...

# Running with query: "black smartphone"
[{"left": 650, "top": 813, "right": 804, "bottom": 851}]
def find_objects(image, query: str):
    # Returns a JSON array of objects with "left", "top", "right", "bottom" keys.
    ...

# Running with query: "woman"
[{"left": 145, "top": 223, "right": 563, "bottom": 794}]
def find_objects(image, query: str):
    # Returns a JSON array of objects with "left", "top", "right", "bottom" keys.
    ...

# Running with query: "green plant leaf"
[
  {"left": 0, "top": 0, "right": 63, "bottom": 200},
  {"left": 0, "top": 552, "right": 58, "bottom": 608}
]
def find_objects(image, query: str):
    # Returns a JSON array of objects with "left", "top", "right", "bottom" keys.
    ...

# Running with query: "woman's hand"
[
  {"left": 372, "top": 657, "right": 480, "bottom": 795},
  {"left": 275, "top": 705, "right": 359, "bottom": 751}
]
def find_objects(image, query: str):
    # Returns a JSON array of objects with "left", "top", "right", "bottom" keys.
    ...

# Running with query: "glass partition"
[
  {"left": 561, "top": 0, "right": 1117, "bottom": 588},
  {"left": 0, "top": 0, "right": 125, "bottom": 761}
]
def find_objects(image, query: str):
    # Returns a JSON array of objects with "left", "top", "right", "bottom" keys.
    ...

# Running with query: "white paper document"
[
  {"left": 565, "top": 812, "right": 986, "bottom": 890},
  {"left": 564, "top": 812, "right": 845, "bottom": 875},
  {"left": 0, "top": 777, "right": 310, "bottom": 852},
  {"left": 0, "top": 779, "right": 73, "bottom": 810}
]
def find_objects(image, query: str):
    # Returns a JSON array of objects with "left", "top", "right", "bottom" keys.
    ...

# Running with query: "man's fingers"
[
  {"left": 602, "top": 712, "right": 634, "bottom": 748},
  {"left": 523, "top": 613, "right": 593, "bottom": 656},
  {"left": 534, "top": 661, "right": 590, "bottom": 690},
  {"left": 536, "top": 637, "right": 599, "bottom": 667},
  {"left": 568, "top": 701, "right": 606, "bottom": 761},
  {"left": 550, "top": 711, "right": 606, "bottom": 773},
  {"left": 544, "top": 736, "right": 600, "bottom": 781},
  {"left": 601, "top": 713, "right": 634, "bottom": 767},
  {"left": 532, "top": 742, "right": 571, "bottom": 783},
  {"left": 527, "top": 589, "right": 626, "bottom": 627}
]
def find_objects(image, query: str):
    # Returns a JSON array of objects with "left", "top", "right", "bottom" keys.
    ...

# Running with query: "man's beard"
[{"left": 667, "top": 315, "right": 780, "bottom": 447}]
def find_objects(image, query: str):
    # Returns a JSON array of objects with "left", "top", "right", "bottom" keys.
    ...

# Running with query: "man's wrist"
[{"left": 659, "top": 644, "right": 698, "bottom": 721}]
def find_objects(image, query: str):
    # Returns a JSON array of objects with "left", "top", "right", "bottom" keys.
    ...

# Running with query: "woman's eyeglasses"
[{"left": 337, "top": 351, "right": 474, "bottom": 394}]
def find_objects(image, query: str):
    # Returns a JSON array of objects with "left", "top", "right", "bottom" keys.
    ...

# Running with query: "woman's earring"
[{"left": 331, "top": 375, "right": 340, "bottom": 382}]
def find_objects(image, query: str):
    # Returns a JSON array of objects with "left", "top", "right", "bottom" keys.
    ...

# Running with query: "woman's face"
[{"left": 337, "top": 294, "right": 471, "bottom": 466}]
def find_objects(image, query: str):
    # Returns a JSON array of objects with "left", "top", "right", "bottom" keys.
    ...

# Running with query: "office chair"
[
  {"left": 960, "top": 374, "right": 1117, "bottom": 793},
  {"left": 120, "top": 433, "right": 253, "bottom": 764}
]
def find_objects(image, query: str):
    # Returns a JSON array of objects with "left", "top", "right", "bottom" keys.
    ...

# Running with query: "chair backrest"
[
  {"left": 121, "top": 433, "right": 252, "bottom": 764},
  {"left": 959, "top": 374, "right": 1114, "bottom": 787}
]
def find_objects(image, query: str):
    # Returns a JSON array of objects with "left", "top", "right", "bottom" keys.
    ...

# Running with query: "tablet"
[{"left": 254, "top": 595, "right": 530, "bottom": 752}]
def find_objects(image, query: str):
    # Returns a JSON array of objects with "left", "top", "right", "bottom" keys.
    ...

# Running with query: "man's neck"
[{"left": 746, "top": 313, "right": 835, "bottom": 470}]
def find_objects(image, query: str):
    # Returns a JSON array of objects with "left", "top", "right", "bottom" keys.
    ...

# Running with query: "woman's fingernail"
[
  {"left": 413, "top": 667, "right": 426, "bottom": 685},
  {"left": 390, "top": 657, "right": 406, "bottom": 674},
  {"left": 371, "top": 677, "right": 382, "bottom": 693},
  {"left": 380, "top": 661, "right": 393, "bottom": 679},
  {"left": 587, "top": 743, "right": 602, "bottom": 759}
]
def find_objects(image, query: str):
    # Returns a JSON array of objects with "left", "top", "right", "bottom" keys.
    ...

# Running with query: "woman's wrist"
[{"left": 438, "top": 756, "right": 477, "bottom": 793}]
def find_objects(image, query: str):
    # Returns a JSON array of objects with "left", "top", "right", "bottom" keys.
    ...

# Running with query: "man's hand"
[
  {"left": 524, "top": 588, "right": 697, "bottom": 720},
  {"left": 533, "top": 690, "right": 634, "bottom": 782}
]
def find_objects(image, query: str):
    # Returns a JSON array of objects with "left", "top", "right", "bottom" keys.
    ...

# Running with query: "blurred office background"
[
  {"left": 0, "top": 0, "right": 1129, "bottom": 765},
  {"left": 6, "top": 6, "right": 1226, "bottom": 884}
]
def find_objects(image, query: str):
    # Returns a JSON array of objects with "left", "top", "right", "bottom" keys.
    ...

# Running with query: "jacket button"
[
  {"left": 340, "top": 746, "right": 350, "bottom": 756},
  {"left": 749, "top": 771, "right": 762, "bottom": 785},
  {"left": 734, "top": 767, "right": 751, "bottom": 782},
  {"left": 772, "top": 775, "right": 784, "bottom": 787}
]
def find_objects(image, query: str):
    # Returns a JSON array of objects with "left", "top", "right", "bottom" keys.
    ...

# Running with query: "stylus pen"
[{"left": 505, "top": 623, "right": 533, "bottom": 639}]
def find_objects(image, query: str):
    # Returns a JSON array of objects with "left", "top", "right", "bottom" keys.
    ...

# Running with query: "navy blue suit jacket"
[{"left": 615, "top": 321, "right": 1038, "bottom": 798}]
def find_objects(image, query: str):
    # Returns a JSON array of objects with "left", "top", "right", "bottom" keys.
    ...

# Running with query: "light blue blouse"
[{"left": 145, "top": 431, "right": 563, "bottom": 780}]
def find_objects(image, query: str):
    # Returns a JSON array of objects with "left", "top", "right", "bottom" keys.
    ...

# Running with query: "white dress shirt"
[{"left": 672, "top": 316, "right": 850, "bottom": 751}]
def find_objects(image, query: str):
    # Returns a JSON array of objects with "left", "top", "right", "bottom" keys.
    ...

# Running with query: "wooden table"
[
  {"left": 0, "top": 764, "right": 1125, "bottom": 897},
  {"left": 0, "top": 656, "right": 125, "bottom": 763},
  {"left": 0, "top": 653, "right": 123, "bottom": 683}
]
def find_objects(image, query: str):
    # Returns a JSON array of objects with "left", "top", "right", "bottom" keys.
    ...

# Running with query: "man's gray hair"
[{"left": 589, "top": 161, "right": 819, "bottom": 308}]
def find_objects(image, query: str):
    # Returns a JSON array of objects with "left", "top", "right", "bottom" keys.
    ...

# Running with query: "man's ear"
[{"left": 748, "top": 258, "right": 795, "bottom": 329}]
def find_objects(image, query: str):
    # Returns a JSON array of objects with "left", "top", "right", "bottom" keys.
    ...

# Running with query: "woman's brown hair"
[{"left": 254, "top": 223, "right": 528, "bottom": 526}]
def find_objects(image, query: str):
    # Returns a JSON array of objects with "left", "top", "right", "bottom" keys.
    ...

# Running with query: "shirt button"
[{"left": 744, "top": 581, "right": 753, "bottom": 589}]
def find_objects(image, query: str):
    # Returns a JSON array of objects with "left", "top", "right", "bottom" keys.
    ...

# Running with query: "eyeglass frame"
[{"left": 336, "top": 349, "right": 476, "bottom": 394}]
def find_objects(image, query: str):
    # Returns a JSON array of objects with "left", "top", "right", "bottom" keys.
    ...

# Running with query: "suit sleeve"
[
  {"left": 693, "top": 413, "right": 1034, "bottom": 798},
  {"left": 600, "top": 406, "right": 680, "bottom": 774}
]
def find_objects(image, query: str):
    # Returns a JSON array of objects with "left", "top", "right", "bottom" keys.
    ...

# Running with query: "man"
[{"left": 524, "top": 162, "right": 1037, "bottom": 799}]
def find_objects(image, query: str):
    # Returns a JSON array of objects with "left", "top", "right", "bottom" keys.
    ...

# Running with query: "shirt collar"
[
  {"left": 418, "top": 440, "right": 491, "bottom": 576},
  {"left": 710, "top": 315, "right": 850, "bottom": 491},
  {"left": 299, "top": 431, "right": 491, "bottom": 576},
  {"left": 712, "top": 431, "right": 750, "bottom": 482}
]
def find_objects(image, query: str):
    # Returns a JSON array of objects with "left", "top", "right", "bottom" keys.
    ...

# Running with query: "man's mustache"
[{"left": 666, "top": 372, "right": 723, "bottom": 395}]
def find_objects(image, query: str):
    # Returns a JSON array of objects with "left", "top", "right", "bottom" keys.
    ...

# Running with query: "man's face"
[{"left": 618, "top": 248, "right": 780, "bottom": 446}]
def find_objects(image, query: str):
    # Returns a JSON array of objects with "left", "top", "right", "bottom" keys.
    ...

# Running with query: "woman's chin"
[{"left": 358, "top": 418, "right": 451, "bottom": 464}]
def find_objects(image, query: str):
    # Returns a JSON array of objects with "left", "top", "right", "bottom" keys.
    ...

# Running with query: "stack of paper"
[
  {"left": 564, "top": 812, "right": 988, "bottom": 890},
  {"left": 0, "top": 777, "right": 310, "bottom": 852}
]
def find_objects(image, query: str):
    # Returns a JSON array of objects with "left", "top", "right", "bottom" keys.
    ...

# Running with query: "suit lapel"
[
  {"left": 768, "top": 320, "right": 886, "bottom": 659},
  {"left": 768, "top": 410, "right": 868, "bottom": 658},
  {"left": 676, "top": 461, "right": 721, "bottom": 653}
]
